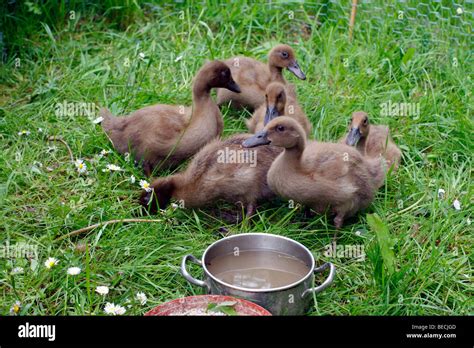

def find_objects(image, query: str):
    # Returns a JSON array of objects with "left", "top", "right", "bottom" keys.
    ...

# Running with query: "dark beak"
[
  {"left": 242, "top": 130, "right": 270, "bottom": 148},
  {"left": 346, "top": 127, "right": 361, "bottom": 146},
  {"left": 226, "top": 78, "right": 241, "bottom": 93},
  {"left": 263, "top": 105, "right": 279, "bottom": 126},
  {"left": 287, "top": 60, "right": 306, "bottom": 80}
]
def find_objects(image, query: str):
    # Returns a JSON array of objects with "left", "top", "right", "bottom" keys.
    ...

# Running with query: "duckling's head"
[
  {"left": 242, "top": 116, "right": 304, "bottom": 149},
  {"left": 346, "top": 111, "right": 370, "bottom": 146},
  {"left": 200, "top": 60, "right": 241, "bottom": 93},
  {"left": 264, "top": 82, "right": 287, "bottom": 126},
  {"left": 269, "top": 44, "right": 306, "bottom": 80}
]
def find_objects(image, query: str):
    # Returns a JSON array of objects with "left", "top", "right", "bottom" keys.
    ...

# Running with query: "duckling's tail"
[{"left": 139, "top": 177, "right": 176, "bottom": 214}]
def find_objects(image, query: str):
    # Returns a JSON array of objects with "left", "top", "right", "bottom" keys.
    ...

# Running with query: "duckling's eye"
[
  {"left": 363, "top": 118, "right": 368, "bottom": 125},
  {"left": 281, "top": 51, "right": 289, "bottom": 59},
  {"left": 276, "top": 125, "right": 285, "bottom": 132}
]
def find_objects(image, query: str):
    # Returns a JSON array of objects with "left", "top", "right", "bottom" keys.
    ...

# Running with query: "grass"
[{"left": 0, "top": 1, "right": 472, "bottom": 316}]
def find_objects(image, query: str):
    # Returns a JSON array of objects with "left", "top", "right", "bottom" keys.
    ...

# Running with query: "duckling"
[
  {"left": 140, "top": 134, "right": 282, "bottom": 216},
  {"left": 246, "top": 82, "right": 312, "bottom": 137},
  {"left": 100, "top": 60, "right": 241, "bottom": 176},
  {"left": 341, "top": 111, "right": 402, "bottom": 171},
  {"left": 242, "top": 117, "right": 385, "bottom": 228},
  {"left": 216, "top": 44, "right": 306, "bottom": 110}
]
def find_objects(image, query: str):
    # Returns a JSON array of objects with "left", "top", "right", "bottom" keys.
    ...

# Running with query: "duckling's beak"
[
  {"left": 264, "top": 105, "right": 279, "bottom": 126},
  {"left": 226, "top": 79, "right": 241, "bottom": 93},
  {"left": 242, "top": 130, "right": 270, "bottom": 148},
  {"left": 346, "top": 127, "right": 361, "bottom": 146},
  {"left": 287, "top": 60, "right": 306, "bottom": 80}
]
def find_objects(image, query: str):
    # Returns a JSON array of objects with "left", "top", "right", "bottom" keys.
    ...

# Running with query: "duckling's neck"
[
  {"left": 269, "top": 65, "right": 285, "bottom": 83},
  {"left": 190, "top": 78, "right": 223, "bottom": 135},
  {"left": 283, "top": 137, "right": 306, "bottom": 161},
  {"left": 192, "top": 79, "right": 212, "bottom": 104},
  {"left": 191, "top": 78, "right": 219, "bottom": 120}
]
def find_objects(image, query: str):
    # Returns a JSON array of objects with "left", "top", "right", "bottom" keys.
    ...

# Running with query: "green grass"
[{"left": 0, "top": 1, "right": 472, "bottom": 316}]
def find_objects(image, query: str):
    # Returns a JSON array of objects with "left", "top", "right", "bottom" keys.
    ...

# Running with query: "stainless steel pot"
[{"left": 180, "top": 233, "right": 335, "bottom": 315}]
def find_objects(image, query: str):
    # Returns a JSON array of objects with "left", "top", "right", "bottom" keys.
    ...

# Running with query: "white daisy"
[
  {"left": 11, "top": 267, "right": 24, "bottom": 275},
  {"left": 95, "top": 286, "right": 109, "bottom": 296},
  {"left": 114, "top": 305, "right": 126, "bottom": 315},
  {"left": 10, "top": 301, "right": 21, "bottom": 315},
  {"left": 456, "top": 7, "right": 463, "bottom": 15},
  {"left": 453, "top": 199, "right": 461, "bottom": 211},
  {"left": 104, "top": 302, "right": 116, "bottom": 315},
  {"left": 139, "top": 52, "right": 146, "bottom": 59},
  {"left": 139, "top": 180, "right": 152, "bottom": 193},
  {"left": 67, "top": 267, "right": 81, "bottom": 275},
  {"left": 101, "top": 150, "right": 111, "bottom": 156},
  {"left": 136, "top": 292, "right": 147, "bottom": 305},
  {"left": 44, "top": 257, "right": 59, "bottom": 269},
  {"left": 130, "top": 175, "right": 136, "bottom": 184},
  {"left": 104, "top": 302, "right": 126, "bottom": 315},
  {"left": 437, "top": 188, "right": 445, "bottom": 199},
  {"left": 74, "top": 159, "right": 87, "bottom": 174},
  {"left": 18, "top": 130, "right": 31, "bottom": 136},
  {"left": 103, "top": 164, "right": 123, "bottom": 172}
]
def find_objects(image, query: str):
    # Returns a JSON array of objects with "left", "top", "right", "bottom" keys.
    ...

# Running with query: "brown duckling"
[
  {"left": 140, "top": 134, "right": 282, "bottom": 217},
  {"left": 341, "top": 111, "right": 402, "bottom": 171},
  {"left": 246, "top": 81, "right": 312, "bottom": 137},
  {"left": 216, "top": 44, "right": 306, "bottom": 110},
  {"left": 243, "top": 117, "right": 385, "bottom": 228},
  {"left": 100, "top": 60, "right": 241, "bottom": 176}
]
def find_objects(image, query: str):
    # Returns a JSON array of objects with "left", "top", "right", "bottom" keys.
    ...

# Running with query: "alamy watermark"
[
  {"left": 324, "top": 242, "right": 365, "bottom": 261},
  {"left": 0, "top": 241, "right": 38, "bottom": 259},
  {"left": 55, "top": 100, "right": 98, "bottom": 118},
  {"left": 217, "top": 147, "right": 257, "bottom": 167},
  {"left": 380, "top": 100, "right": 420, "bottom": 118}
]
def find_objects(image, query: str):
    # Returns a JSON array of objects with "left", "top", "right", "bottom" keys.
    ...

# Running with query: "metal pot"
[{"left": 180, "top": 233, "right": 335, "bottom": 315}]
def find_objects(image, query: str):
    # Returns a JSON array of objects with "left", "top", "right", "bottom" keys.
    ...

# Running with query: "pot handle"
[
  {"left": 301, "top": 262, "right": 336, "bottom": 299},
  {"left": 180, "top": 254, "right": 209, "bottom": 290}
]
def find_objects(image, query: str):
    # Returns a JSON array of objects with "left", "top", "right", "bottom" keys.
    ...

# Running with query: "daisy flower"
[
  {"left": 453, "top": 199, "right": 461, "bottom": 211},
  {"left": 114, "top": 305, "right": 126, "bottom": 315},
  {"left": 103, "top": 164, "right": 123, "bottom": 172},
  {"left": 74, "top": 159, "right": 87, "bottom": 174},
  {"left": 437, "top": 188, "right": 445, "bottom": 199},
  {"left": 67, "top": 267, "right": 81, "bottom": 275},
  {"left": 139, "top": 180, "right": 152, "bottom": 193},
  {"left": 130, "top": 175, "right": 136, "bottom": 184},
  {"left": 95, "top": 286, "right": 109, "bottom": 296},
  {"left": 44, "top": 257, "right": 59, "bottom": 269},
  {"left": 136, "top": 292, "right": 147, "bottom": 305},
  {"left": 10, "top": 301, "right": 21, "bottom": 315},
  {"left": 18, "top": 130, "right": 31, "bottom": 136},
  {"left": 100, "top": 149, "right": 111, "bottom": 156},
  {"left": 456, "top": 7, "right": 463, "bottom": 15},
  {"left": 11, "top": 267, "right": 24, "bottom": 275},
  {"left": 104, "top": 302, "right": 126, "bottom": 315}
]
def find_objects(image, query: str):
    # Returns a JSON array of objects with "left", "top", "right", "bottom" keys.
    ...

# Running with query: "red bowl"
[{"left": 145, "top": 295, "right": 271, "bottom": 316}]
